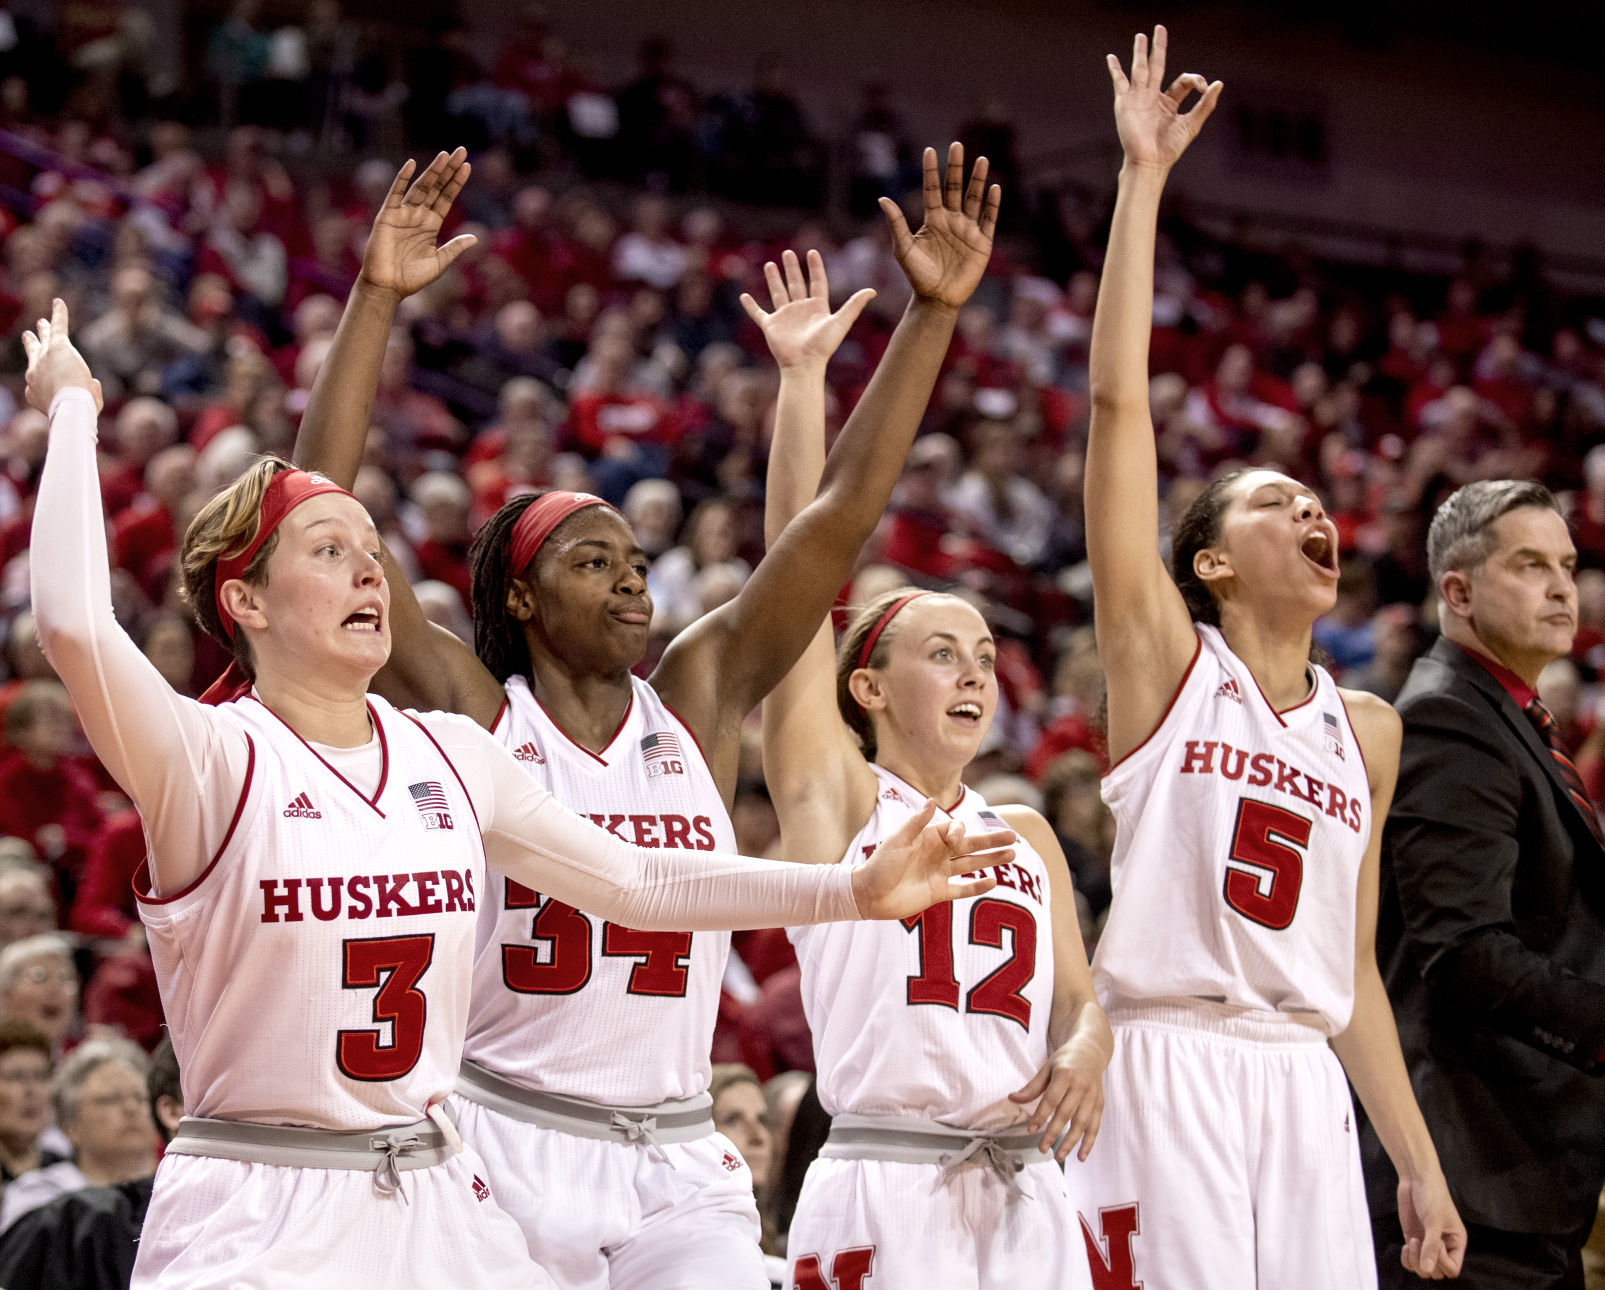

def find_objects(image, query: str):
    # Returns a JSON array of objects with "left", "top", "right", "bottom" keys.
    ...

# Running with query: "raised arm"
[
  {"left": 293, "top": 150, "right": 502, "bottom": 724},
  {"left": 25, "top": 302, "right": 248, "bottom": 894},
  {"left": 654, "top": 144, "right": 1001, "bottom": 787},
  {"left": 745, "top": 250, "right": 882, "bottom": 858},
  {"left": 1087, "top": 27, "right": 1220, "bottom": 763},
  {"left": 1329, "top": 691, "right": 1465, "bottom": 1280}
]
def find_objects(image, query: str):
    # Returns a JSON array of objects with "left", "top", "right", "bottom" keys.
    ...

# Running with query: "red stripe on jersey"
[
  {"left": 529, "top": 687, "right": 635, "bottom": 766},
  {"left": 247, "top": 697, "right": 390, "bottom": 815},
  {"left": 1104, "top": 632, "right": 1205, "bottom": 776},
  {"left": 136, "top": 734, "right": 258, "bottom": 906}
]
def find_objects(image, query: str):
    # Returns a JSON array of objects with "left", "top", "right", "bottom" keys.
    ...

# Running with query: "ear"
[
  {"left": 1438, "top": 569, "right": 1474, "bottom": 621},
  {"left": 1192, "top": 543, "right": 1233, "bottom": 592},
  {"left": 504, "top": 575, "right": 537, "bottom": 623},
  {"left": 218, "top": 578, "right": 269, "bottom": 634},
  {"left": 847, "top": 667, "right": 886, "bottom": 715}
]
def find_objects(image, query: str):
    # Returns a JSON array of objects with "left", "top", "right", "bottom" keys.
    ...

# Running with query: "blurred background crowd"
[{"left": 0, "top": 0, "right": 1599, "bottom": 1275}]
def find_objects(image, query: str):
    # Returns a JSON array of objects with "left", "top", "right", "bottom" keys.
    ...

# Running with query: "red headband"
[
  {"left": 213, "top": 469, "right": 357, "bottom": 639},
  {"left": 508, "top": 491, "right": 613, "bottom": 574},
  {"left": 857, "top": 592, "right": 930, "bottom": 670}
]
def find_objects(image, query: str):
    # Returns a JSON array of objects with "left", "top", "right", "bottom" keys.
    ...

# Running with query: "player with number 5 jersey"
[
  {"left": 289, "top": 145, "right": 1007, "bottom": 1289},
  {"left": 1079, "top": 26, "right": 1465, "bottom": 1290},
  {"left": 22, "top": 301, "right": 1013, "bottom": 1290},
  {"left": 758, "top": 243, "right": 1111, "bottom": 1290}
]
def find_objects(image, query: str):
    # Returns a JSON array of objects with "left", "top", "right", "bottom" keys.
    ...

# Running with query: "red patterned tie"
[{"left": 1525, "top": 697, "right": 1605, "bottom": 847}]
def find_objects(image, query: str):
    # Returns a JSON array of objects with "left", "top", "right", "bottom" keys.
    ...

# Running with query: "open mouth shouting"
[
  {"left": 1299, "top": 526, "right": 1339, "bottom": 575},
  {"left": 341, "top": 605, "right": 383, "bottom": 632}
]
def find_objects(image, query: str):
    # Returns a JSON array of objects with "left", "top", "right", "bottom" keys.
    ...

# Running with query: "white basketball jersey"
[
  {"left": 136, "top": 695, "right": 485, "bottom": 1131},
  {"left": 1094, "top": 625, "right": 1372, "bottom": 1033},
  {"left": 464, "top": 674, "right": 735, "bottom": 1105},
  {"left": 789, "top": 767, "right": 1054, "bottom": 1131}
]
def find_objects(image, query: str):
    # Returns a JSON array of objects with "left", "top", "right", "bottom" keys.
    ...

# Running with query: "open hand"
[
  {"left": 1009, "top": 1031, "right": 1107, "bottom": 1163},
  {"left": 1397, "top": 1171, "right": 1467, "bottom": 1279},
  {"left": 357, "top": 148, "right": 479, "bottom": 302},
  {"left": 850, "top": 800, "right": 1007, "bottom": 919},
  {"left": 1108, "top": 26, "right": 1222, "bottom": 173},
  {"left": 879, "top": 143, "right": 1000, "bottom": 311},
  {"left": 740, "top": 249, "right": 875, "bottom": 372},
  {"left": 21, "top": 299, "right": 102, "bottom": 414}
]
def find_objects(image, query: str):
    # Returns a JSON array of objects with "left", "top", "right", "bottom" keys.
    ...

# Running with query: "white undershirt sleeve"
[
  {"left": 30, "top": 387, "right": 250, "bottom": 890},
  {"left": 435, "top": 717, "right": 863, "bottom": 930}
]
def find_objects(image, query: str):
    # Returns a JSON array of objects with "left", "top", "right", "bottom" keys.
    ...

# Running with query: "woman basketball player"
[
  {"left": 756, "top": 262, "right": 1112, "bottom": 1288},
  {"left": 288, "top": 145, "right": 1003, "bottom": 1289},
  {"left": 1078, "top": 28, "right": 1465, "bottom": 1288},
  {"left": 22, "top": 301, "right": 1010, "bottom": 1288}
]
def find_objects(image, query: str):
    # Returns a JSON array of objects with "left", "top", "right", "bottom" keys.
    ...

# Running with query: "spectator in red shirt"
[
  {"left": 566, "top": 334, "right": 679, "bottom": 502},
  {"left": 110, "top": 445, "right": 195, "bottom": 599},
  {"left": 99, "top": 398, "right": 177, "bottom": 521},
  {"left": 0, "top": 685, "right": 106, "bottom": 902},
  {"left": 406, "top": 472, "right": 475, "bottom": 608},
  {"left": 67, "top": 811, "right": 141, "bottom": 943}
]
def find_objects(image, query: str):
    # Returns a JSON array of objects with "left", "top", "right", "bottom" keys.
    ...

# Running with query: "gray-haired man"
[{"left": 1362, "top": 480, "right": 1605, "bottom": 1289}]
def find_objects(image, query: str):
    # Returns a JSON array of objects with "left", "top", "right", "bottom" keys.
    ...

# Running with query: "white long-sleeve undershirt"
[{"left": 31, "top": 386, "right": 862, "bottom": 932}]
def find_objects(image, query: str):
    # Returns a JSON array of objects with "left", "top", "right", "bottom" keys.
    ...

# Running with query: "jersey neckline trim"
[
  {"left": 526, "top": 683, "right": 635, "bottom": 767},
  {"left": 247, "top": 695, "right": 391, "bottom": 816},
  {"left": 873, "top": 763, "right": 967, "bottom": 815}
]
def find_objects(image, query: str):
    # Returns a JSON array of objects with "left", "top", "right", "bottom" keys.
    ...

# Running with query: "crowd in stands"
[{"left": 0, "top": 3, "right": 1601, "bottom": 1275}]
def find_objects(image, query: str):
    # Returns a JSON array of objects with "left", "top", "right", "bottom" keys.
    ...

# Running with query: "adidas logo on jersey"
[
  {"left": 512, "top": 742, "right": 545, "bottom": 764},
  {"left": 881, "top": 786, "right": 904, "bottom": 804},
  {"left": 1214, "top": 678, "right": 1243, "bottom": 704},
  {"left": 719, "top": 1150, "right": 743, "bottom": 1173},
  {"left": 471, "top": 1174, "right": 491, "bottom": 1202},
  {"left": 282, "top": 792, "right": 321, "bottom": 819}
]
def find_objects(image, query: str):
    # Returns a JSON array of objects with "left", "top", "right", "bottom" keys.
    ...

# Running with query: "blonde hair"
[
  {"left": 178, "top": 455, "right": 294, "bottom": 676},
  {"left": 834, "top": 587, "right": 971, "bottom": 761}
]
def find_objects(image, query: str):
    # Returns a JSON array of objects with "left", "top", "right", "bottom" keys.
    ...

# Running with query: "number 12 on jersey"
[{"left": 902, "top": 898, "right": 1037, "bottom": 1030}]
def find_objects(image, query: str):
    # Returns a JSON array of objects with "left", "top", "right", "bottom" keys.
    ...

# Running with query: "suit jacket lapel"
[{"left": 1434, "top": 638, "right": 1605, "bottom": 856}]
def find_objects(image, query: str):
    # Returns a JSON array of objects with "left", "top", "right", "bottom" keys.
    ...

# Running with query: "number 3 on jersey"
[
  {"left": 501, "top": 879, "right": 693, "bottom": 998},
  {"left": 1222, "top": 798, "right": 1311, "bottom": 930},
  {"left": 337, "top": 934, "right": 434, "bottom": 1082}
]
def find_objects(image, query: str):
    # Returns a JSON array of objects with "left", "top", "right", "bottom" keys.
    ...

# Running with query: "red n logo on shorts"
[
  {"left": 1080, "top": 1204, "right": 1142, "bottom": 1290},
  {"left": 792, "top": 1246, "right": 875, "bottom": 1290}
]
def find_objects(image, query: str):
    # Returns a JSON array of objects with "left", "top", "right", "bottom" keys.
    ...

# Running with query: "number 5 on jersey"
[{"left": 1223, "top": 798, "right": 1311, "bottom": 930}]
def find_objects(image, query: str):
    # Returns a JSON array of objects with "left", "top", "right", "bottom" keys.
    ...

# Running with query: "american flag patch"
[
  {"left": 1323, "top": 712, "right": 1346, "bottom": 761},
  {"left": 640, "top": 731, "right": 684, "bottom": 777},
  {"left": 977, "top": 810, "right": 1007, "bottom": 829},
  {"left": 409, "top": 781, "right": 454, "bottom": 830}
]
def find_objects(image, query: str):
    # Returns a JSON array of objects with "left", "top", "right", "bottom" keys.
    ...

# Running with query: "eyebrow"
[
  {"left": 303, "top": 516, "right": 378, "bottom": 538},
  {"left": 1509, "top": 546, "right": 1576, "bottom": 562},
  {"left": 568, "top": 538, "right": 647, "bottom": 559},
  {"left": 922, "top": 631, "right": 996, "bottom": 648}
]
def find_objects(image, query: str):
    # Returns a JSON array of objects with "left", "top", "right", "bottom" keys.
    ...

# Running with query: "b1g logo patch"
[
  {"left": 640, "top": 731, "right": 684, "bottom": 778},
  {"left": 408, "top": 781, "right": 454, "bottom": 831}
]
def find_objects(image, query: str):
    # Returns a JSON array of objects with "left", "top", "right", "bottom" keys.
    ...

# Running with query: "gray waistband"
[
  {"left": 456, "top": 1061, "right": 713, "bottom": 1149},
  {"left": 822, "top": 1114, "right": 1051, "bottom": 1201},
  {"left": 165, "top": 1104, "right": 460, "bottom": 1196}
]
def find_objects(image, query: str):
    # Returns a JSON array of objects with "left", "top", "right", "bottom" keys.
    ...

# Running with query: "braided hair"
[{"left": 467, "top": 493, "right": 545, "bottom": 684}]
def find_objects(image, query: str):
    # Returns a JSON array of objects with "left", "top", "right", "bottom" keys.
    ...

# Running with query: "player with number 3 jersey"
[
  {"left": 21, "top": 302, "right": 1013, "bottom": 1289},
  {"left": 757, "top": 244, "right": 1111, "bottom": 1288},
  {"left": 1078, "top": 27, "right": 1465, "bottom": 1289}
]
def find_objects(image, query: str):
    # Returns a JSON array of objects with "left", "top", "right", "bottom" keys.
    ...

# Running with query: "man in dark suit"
[{"left": 1364, "top": 480, "right": 1605, "bottom": 1289}]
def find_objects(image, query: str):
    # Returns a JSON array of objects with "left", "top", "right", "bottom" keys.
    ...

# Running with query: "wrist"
[
  {"left": 1118, "top": 160, "right": 1172, "bottom": 188},
  {"left": 847, "top": 864, "right": 870, "bottom": 919},
  {"left": 352, "top": 274, "right": 405, "bottom": 309},
  {"left": 776, "top": 356, "right": 830, "bottom": 379},
  {"left": 908, "top": 295, "right": 961, "bottom": 322}
]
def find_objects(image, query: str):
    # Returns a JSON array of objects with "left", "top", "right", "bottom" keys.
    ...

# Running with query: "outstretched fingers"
[
  {"left": 943, "top": 141, "right": 965, "bottom": 210},
  {"left": 836, "top": 287, "right": 877, "bottom": 329},
  {"left": 1130, "top": 30, "right": 1148, "bottom": 91},
  {"left": 781, "top": 248, "right": 808, "bottom": 301},
  {"left": 404, "top": 151, "right": 451, "bottom": 208},
  {"left": 1106, "top": 53, "right": 1130, "bottom": 94},
  {"left": 382, "top": 159, "right": 417, "bottom": 210},
  {"left": 962, "top": 154, "right": 990, "bottom": 221},
  {"left": 921, "top": 145, "right": 941, "bottom": 211},
  {"left": 979, "top": 183, "right": 1002, "bottom": 240},
  {"left": 432, "top": 149, "right": 472, "bottom": 214},
  {"left": 806, "top": 248, "right": 829, "bottom": 301},
  {"left": 877, "top": 195, "right": 915, "bottom": 261},
  {"left": 1148, "top": 24, "right": 1169, "bottom": 89},
  {"left": 763, "top": 259, "right": 789, "bottom": 311}
]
